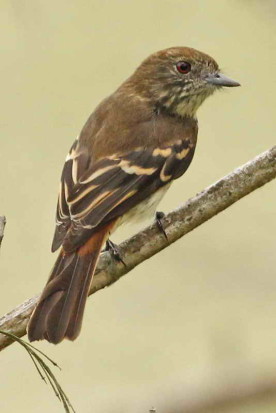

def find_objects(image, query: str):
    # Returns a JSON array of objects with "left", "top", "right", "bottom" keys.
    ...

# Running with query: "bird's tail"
[{"left": 27, "top": 222, "right": 115, "bottom": 344}]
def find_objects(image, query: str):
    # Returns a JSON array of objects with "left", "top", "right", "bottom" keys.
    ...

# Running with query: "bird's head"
[{"left": 129, "top": 47, "right": 240, "bottom": 118}]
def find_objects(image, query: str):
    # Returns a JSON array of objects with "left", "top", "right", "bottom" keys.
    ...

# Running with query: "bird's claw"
[
  {"left": 105, "top": 239, "right": 126, "bottom": 266},
  {"left": 155, "top": 211, "right": 168, "bottom": 241}
]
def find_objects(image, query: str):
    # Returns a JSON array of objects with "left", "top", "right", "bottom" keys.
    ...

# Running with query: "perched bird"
[{"left": 27, "top": 47, "right": 240, "bottom": 344}]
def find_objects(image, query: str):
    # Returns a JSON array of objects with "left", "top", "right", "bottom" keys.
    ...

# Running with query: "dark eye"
[{"left": 176, "top": 61, "right": 191, "bottom": 74}]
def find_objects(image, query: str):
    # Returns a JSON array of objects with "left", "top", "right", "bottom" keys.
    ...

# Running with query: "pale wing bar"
[{"left": 52, "top": 138, "right": 195, "bottom": 253}]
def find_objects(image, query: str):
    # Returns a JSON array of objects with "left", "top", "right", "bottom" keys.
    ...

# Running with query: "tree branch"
[
  {"left": 0, "top": 216, "right": 6, "bottom": 249},
  {"left": 0, "top": 146, "right": 275, "bottom": 350}
]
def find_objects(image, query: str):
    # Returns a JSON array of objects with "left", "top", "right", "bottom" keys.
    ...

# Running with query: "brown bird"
[{"left": 27, "top": 47, "right": 240, "bottom": 344}]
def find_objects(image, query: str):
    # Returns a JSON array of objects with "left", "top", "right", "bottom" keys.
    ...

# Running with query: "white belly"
[{"left": 117, "top": 183, "right": 171, "bottom": 227}]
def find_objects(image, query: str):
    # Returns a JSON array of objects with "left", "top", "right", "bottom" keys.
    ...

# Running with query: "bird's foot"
[
  {"left": 155, "top": 211, "right": 168, "bottom": 241},
  {"left": 105, "top": 239, "right": 126, "bottom": 266}
]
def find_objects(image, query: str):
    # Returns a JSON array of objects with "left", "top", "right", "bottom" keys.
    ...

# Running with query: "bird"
[{"left": 27, "top": 47, "right": 240, "bottom": 344}]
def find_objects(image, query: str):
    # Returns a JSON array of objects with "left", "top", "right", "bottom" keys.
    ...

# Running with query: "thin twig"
[
  {"left": 0, "top": 216, "right": 6, "bottom": 249},
  {"left": 0, "top": 330, "right": 75, "bottom": 412},
  {"left": 0, "top": 146, "right": 275, "bottom": 351}
]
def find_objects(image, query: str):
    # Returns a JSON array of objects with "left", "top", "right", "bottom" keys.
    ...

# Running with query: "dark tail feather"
[{"left": 27, "top": 224, "right": 113, "bottom": 344}]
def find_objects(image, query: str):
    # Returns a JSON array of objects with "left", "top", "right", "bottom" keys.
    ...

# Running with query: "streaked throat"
[{"left": 162, "top": 87, "right": 215, "bottom": 118}]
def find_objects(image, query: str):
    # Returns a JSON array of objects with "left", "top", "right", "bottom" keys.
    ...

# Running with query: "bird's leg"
[
  {"left": 155, "top": 211, "right": 168, "bottom": 241},
  {"left": 105, "top": 239, "right": 126, "bottom": 266}
]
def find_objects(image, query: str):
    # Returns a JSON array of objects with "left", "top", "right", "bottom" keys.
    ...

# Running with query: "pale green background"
[{"left": 0, "top": 1, "right": 275, "bottom": 412}]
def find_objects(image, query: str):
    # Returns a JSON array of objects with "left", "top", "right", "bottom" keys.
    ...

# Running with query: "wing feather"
[{"left": 52, "top": 138, "right": 196, "bottom": 253}]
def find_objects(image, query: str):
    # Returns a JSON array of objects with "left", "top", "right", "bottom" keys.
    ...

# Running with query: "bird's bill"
[{"left": 206, "top": 73, "right": 240, "bottom": 87}]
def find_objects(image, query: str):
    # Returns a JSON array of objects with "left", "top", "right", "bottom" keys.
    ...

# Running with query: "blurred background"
[{"left": 0, "top": 0, "right": 275, "bottom": 412}]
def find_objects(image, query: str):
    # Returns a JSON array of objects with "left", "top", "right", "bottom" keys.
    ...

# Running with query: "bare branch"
[
  {"left": 0, "top": 146, "right": 275, "bottom": 350},
  {"left": 0, "top": 216, "right": 6, "bottom": 249}
]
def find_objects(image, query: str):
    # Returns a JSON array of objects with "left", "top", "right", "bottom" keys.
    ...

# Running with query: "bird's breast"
[{"left": 117, "top": 183, "right": 171, "bottom": 228}]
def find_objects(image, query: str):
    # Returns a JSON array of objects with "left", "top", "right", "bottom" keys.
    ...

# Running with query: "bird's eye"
[{"left": 176, "top": 61, "right": 191, "bottom": 74}]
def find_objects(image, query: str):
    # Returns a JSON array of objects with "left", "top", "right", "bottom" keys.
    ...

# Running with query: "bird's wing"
[{"left": 52, "top": 138, "right": 196, "bottom": 253}]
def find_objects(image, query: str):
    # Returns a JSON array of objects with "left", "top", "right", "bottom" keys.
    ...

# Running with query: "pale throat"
[{"left": 164, "top": 88, "right": 215, "bottom": 118}]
